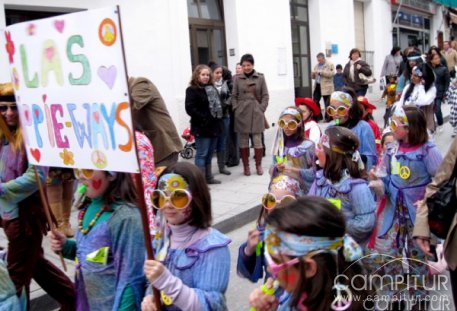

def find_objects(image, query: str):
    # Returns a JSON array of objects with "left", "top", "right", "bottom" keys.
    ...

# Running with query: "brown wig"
[
  {"left": 323, "top": 126, "right": 365, "bottom": 182},
  {"left": 266, "top": 196, "right": 375, "bottom": 311},
  {"left": 189, "top": 64, "right": 212, "bottom": 87},
  {"left": 403, "top": 105, "right": 428, "bottom": 146},
  {"left": 162, "top": 162, "right": 212, "bottom": 228}
]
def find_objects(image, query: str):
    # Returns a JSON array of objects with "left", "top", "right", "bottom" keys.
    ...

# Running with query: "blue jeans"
[
  {"left": 356, "top": 88, "right": 368, "bottom": 96},
  {"left": 216, "top": 116, "right": 230, "bottom": 153},
  {"left": 434, "top": 97, "right": 443, "bottom": 126},
  {"left": 195, "top": 136, "right": 218, "bottom": 168}
]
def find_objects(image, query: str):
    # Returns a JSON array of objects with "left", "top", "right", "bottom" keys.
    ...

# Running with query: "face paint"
[{"left": 91, "top": 179, "right": 102, "bottom": 190}]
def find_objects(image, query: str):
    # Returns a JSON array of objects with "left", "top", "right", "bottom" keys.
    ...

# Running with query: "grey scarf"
[{"left": 205, "top": 85, "right": 223, "bottom": 118}]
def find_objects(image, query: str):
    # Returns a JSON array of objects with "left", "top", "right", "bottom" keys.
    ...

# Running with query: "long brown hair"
[
  {"left": 189, "top": 64, "right": 212, "bottom": 87},
  {"left": 403, "top": 105, "right": 428, "bottom": 146}
]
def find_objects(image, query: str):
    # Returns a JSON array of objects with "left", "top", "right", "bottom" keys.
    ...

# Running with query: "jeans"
[
  {"left": 195, "top": 136, "right": 217, "bottom": 167},
  {"left": 216, "top": 116, "right": 230, "bottom": 153},
  {"left": 434, "top": 97, "right": 444, "bottom": 126},
  {"left": 356, "top": 88, "right": 368, "bottom": 96}
]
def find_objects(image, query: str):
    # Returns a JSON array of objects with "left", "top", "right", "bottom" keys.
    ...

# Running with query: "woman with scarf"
[
  {"left": 343, "top": 48, "right": 372, "bottom": 96},
  {"left": 270, "top": 106, "right": 315, "bottom": 196},
  {"left": 185, "top": 64, "right": 224, "bottom": 184}
]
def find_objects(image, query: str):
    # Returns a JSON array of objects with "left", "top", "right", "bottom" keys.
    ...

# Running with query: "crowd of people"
[{"left": 1, "top": 43, "right": 457, "bottom": 311}]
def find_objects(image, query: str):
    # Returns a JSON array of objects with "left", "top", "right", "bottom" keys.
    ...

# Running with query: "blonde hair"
[
  {"left": 189, "top": 65, "right": 212, "bottom": 87},
  {"left": 0, "top": 82, "right": 24, "bottom": 153}
]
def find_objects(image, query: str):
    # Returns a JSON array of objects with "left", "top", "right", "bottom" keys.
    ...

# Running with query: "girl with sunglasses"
[
  {"left": 309, "top": 126, "right": 376, "bottom": 245},
  {"left": 49, "top": 170, "right": 146, "bottom": 310},
  {"left": 141, "top": 162, "right": 231, "bottom": 311},
  {"left": 237, "top": 180, "right": 296, "bottom": 283},
  {"left": 270, "top": 106, "right": 315, "bottom": 196},
  {"left": 369, "top": 106, "right": 442, "bottom": 310},
  {"left": 327, "top": 87, "right": 377, "bottom": 171},
  {"left": 249, "top": 196, "right": 375, "bottom": 311}
]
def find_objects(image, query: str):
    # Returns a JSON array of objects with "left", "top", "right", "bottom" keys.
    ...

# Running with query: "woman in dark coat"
[
  {"left": 428, "top": 47, "right": 450, "bottom": 132},
  {"left": 343, "top": 48, "right": 373, "bottom": 96},
  {"left": 185, "top": 64, "right": 224, "bottom": 184}
]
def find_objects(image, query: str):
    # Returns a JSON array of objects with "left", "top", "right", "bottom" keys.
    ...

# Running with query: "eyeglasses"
[
  {"left": 73, "top": 168, "right": 94, "bottom": 179},
  {"left": 261, "top": 193, "right": 295, "bottom": 210},
  {"left": 326, "top": 106, "right": 349, "bottom": 117},
  {"left": 0, "top": 104, "right": 17, "bottom": 112},
  {"left": 390, "top": 119, "right": 407, "bottom": 132},
  {"left": 264, "top": 249, "right": 300, "bottom": 278},
  {"left": 151, "top": 189, "right": 192, "bottom": 210},
  {"left": 278, "top": 119, "right": 298, "bottom": 130}
]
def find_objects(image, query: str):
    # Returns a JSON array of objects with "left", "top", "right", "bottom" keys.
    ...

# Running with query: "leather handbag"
[
  {"left": 427, "top": 161, "right": 457, "bottom": 239},
  {"left": 359, "top": 72, "right": 376, "bottom": 85}
]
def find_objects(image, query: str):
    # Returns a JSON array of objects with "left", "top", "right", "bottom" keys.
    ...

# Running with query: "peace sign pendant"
[{"left": 399, "top": 165, "right": 411, "bottom": 180}]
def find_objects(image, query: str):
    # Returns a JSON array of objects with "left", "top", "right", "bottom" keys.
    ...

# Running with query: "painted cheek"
[
  {"left": 279, "top": 269, "right": 299, "bottom": 286},
  {"left": 91, "top": 179, "right": 102, "bottom": 190}
]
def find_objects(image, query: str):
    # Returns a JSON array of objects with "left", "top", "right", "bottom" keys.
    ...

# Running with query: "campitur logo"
[{"left": 333, "top": 252, "right": 453, "bottom": 310}]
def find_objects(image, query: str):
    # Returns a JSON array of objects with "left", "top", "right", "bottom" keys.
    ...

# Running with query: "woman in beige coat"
[
  {"left": 232, "top": 53, "right": 269, "bottom": 176},
  {"left": 414, "top": 136, "right": 457, "bottom": 308}
]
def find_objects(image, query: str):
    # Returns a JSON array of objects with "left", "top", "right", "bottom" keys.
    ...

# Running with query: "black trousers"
[{"left": 313, "top": 83, "right": 330, "bottom": 121}]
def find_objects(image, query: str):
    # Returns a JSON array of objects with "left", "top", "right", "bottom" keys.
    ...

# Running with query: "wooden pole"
[{"left": 33, "top": 166, "right": 67, "bottom": 272}]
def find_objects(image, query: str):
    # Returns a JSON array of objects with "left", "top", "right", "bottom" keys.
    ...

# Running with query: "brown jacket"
[
  {"left": 413, "top": 137, "right": 457, "bottom": 270},
  {"left": 232, "top": 71, "right": 269, "bottom": 134},
  {"left": 311, "top": 61, "right": 335, "bottom": 95},
  {"left": 128, "top": 77, "right": 183, "bottom": 164}
]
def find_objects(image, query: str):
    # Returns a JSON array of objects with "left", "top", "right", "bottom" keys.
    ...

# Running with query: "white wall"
[
  {"left": 0, "top": 0, "right": 192, "bottom": 132},
  {"left": 224, "top": 0, "right": 295, "bottom": 123}
]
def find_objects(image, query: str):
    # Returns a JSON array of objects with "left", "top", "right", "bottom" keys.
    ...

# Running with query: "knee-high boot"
[
  {"left": 60, "top": 200, "right": 74, "bottom": 237},
  {"left": 217, "top": 152, "right": 231, "bottom": 175},
  {"left": 240, "top": 148, "right": 251, "bottom": 176},
  {"left": 254, "top": 148, "right": 264, "bottom": 175}
]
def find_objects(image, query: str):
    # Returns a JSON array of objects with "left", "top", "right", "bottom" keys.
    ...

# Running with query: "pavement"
[{"left": 0, "top": 92, "right": 454, "bottom": 310}]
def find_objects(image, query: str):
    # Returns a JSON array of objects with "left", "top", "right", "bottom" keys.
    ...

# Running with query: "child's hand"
[
  {"left": 249, "top": 278, "right": 279, "bottom": 311},
  {"left": 245, "top": 229, "right": 261, "bottom": 256},
  {"left": 276, "top": 163, "right": 285, "bottom": 171},
  {"left": 368, "top": 168, "right": 378, "bottom": 181},
  {"left": 144, "top": 260, "right": 165, "bottom": 283},
  {"left": 49, "top": 230, "right": 67, "bottom": 252},
  {"left": 141, "top": 295, "right": 158, "bottom": 311}
]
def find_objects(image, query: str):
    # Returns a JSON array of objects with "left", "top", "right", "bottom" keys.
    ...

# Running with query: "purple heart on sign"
[{"left": 97, "top": 66, "right": 117, "bottom": 89}]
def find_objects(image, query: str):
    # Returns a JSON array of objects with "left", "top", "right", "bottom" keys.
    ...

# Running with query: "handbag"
[
  {"left": 359, "top": 72, "right": 376, "bottom": 85},
  {"left": 427, "top": 160, "right": 457, "bottom": 239}
]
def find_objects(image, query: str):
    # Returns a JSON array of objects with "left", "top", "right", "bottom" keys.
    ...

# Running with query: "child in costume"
[
  {"left": 248, "top": 196, "right": 375, "bottom": 311},
  {"left": 327, "top": 88, "right": 377, "bottom": 171},
  {"left": 50, "top": 170, "right": 146, "bottom": 310},
  {"left": 371, "top": 106, "right": 442, "bottom": 310},
  {"left": 294, "top": 97, "right": 322, "bottom": 145},
  {"left": 309, "top": 126, "right": 376, "bottom": 245},
  {"left": 0, "top": 259, "right": 25, "bottom": 311},
  {"left": 270, "top": 106, "right": 315, "bottom": 196},
  {"left": 142, "top": 162, "right": 231, "bottom": 311},
  {"left": 0, "top": 83, "right": 75, "bottom": 310},
  {"left": 381, "top": 74, "right": 398, "bottom": 128},
  {"left": 357, "top": 96, "right": 382, "bottom": 155},
  {"left": 237, "top": 181, "right": 296, "bottom": 283}
]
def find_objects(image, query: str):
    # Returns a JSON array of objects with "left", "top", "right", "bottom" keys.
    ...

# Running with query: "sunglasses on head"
[
  {"left": 151, "top": 189, "right": 192, "bottom": 210},
  {"left": 278, "top": 119, "right": 298, "bottom": 130},
  {"left": 264, "top": 248, "right": 300, "bottom": 278},
  {"left": 326, "top": 106, "right": 349, "bottom": 117},
  {"left": 390, "top": 119, "right": 407, "bottom": 132},
  {"left": 73, "top": 168, "right": 94, "bottom": 179},
  {"left": 0, "top": 103, "right": 17, "bottom": 112},
  {"left": 261, "top": 193, "right": 295, "bottom": 210}
]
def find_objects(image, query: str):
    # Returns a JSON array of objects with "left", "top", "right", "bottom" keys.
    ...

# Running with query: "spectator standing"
[
  {"left": 333, "top": 64, "right": 345, "bottom": 92},
  {"left": 343, "top": 48, "right": 373, "bottom": 96},
  {"left": 380, "top": 47, "right": 402, "bottom": 82},
  {"left": 185, "top": 65, "right": 224, "bottom": 184},
  {"left": 428, "top": 47, "right": 450, "bottom": 133},
  {"left": 312, "top": 52, "right": 334, "bottom": 121},
  {"left": 128, "top": 77, "right": 183, "bottom": 167},
  {"left": 232, "top": 54, "right": 269, "bottom": 176},
  {"left": 443, "top": 40, "right": 457, "bottom": 78}
]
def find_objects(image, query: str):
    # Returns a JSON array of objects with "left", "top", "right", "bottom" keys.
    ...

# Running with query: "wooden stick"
[{"left": 33, "top": 166, "right": 67, "bottom": 272}]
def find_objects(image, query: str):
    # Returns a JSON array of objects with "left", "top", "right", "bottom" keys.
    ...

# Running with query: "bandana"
[
  {"left": 280, "top": 107, "right": 302, "bottom": 121},
  {"left": 393, "top": 106, "right": 409, "bottom": 126},
  {"left": 264, "top": 225, "right": 363, "bottom": 262},
  {"left": 407, "top": 55, "right": 421, "bottom": 61},
  {"left": 319, "top": 133, "right": 364, "bottom": 170},
  {"left": 330, "top": 91, "right": 353, "bottom": 108},
  {"left": 157, "top": 173, "right": 189, "bottom": 191}
]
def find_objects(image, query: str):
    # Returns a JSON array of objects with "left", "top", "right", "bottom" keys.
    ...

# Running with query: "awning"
[{"left": 434, "top": 0, "right": 457, "bottom": 8}]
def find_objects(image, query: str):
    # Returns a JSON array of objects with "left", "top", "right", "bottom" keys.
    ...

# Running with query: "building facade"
[{"left": 0, "top": 0, "right": 449, "bottom": 132}]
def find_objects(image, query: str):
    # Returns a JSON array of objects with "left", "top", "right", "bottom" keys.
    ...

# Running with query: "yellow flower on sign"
[{"left": 60, "top": 149, "right": 75, "bottom": 166}]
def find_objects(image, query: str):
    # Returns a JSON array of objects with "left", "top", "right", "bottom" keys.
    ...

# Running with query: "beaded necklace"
[{"left": 78, "top": 205, "right": 108, "bottom": 235}]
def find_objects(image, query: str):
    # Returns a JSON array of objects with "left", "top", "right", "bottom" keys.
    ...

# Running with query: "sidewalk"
[{"left": 1, "top": 94, "right": 451, "bottom": 310}]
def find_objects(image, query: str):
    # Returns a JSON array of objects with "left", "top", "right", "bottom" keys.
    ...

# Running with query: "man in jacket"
[
  {"left": 128, "top": 77, "right": 183, "bottom": 167},
  {"left": 312, "top": 53, "right": 334, "bottom": 122},
  {"left": 413, "top": 137, "right": 457, "bottom": 310},
  {"left": 443, "top": 41, "right": 457, "bottom": 78}
]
